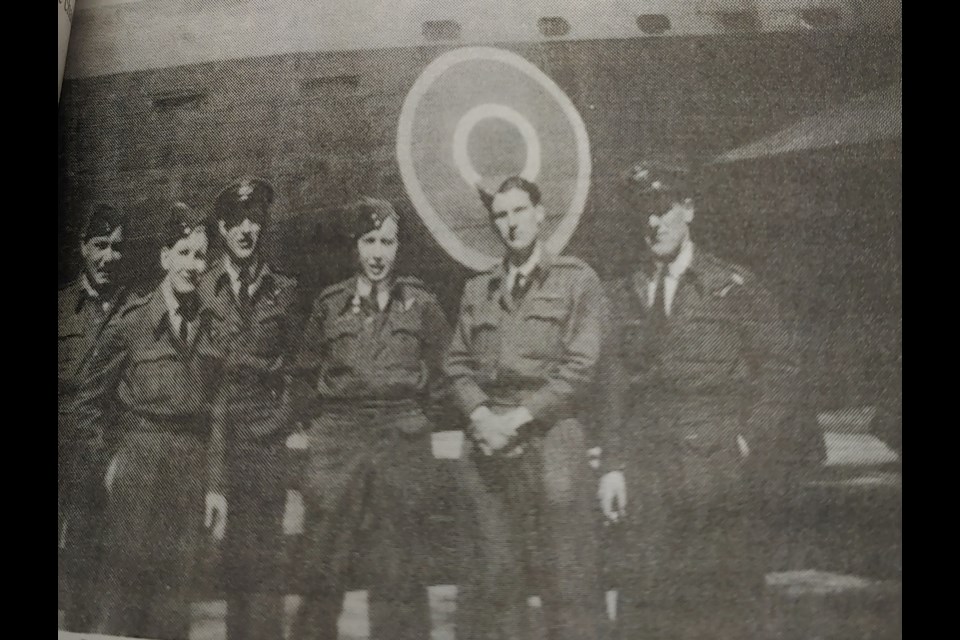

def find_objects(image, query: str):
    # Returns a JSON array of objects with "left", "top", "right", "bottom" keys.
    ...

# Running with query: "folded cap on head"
[
  {"left": 344, "top": 196, "right": 400, "bottom": 239},
  {"left": 162, "top": 201, "right": 207, "bottom": 247},
  {"left": 82, "top": 203, "right": 127, "bottom": 241}
]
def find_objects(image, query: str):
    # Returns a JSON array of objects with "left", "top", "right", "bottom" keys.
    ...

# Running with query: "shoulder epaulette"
[
  {"left": 117, "top": 291, "right": 152, "bottom": 317},
  {"left": 396, "top": 275, "right": 429, "bottom": 291},
  {"left": 270, "top": 269, "right": 297, "bottom": 288},
  {"left": 316, "top": 279, "right": 351, "bottom": 304},
  {"left": 552, "top": 254, "right": 588, "bottom": 268}
]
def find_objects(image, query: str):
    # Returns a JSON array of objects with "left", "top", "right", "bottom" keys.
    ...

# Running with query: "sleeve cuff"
[
  {"left": 453, "top": 378, "right": 490, "bottom": 417},
  {"left": 514, "top": 406, "right": 535, "bottom": 427}
]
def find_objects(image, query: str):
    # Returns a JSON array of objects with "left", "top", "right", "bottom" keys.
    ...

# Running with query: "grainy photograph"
[{"left": 58, "top": 1, "right": 902, "bottom": 639}]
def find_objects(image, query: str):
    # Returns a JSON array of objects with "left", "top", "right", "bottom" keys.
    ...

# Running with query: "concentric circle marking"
[
  {"left": 397, "top": 46, "right": 591, "bottom": 272},
  {"left": 451, "top": 103, "right": 542, "bottom": 187}
]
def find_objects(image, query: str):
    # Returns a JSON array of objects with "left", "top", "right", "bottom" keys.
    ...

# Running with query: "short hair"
[{"left": 479, "top": 176, "right": 542, "bottom": 213}]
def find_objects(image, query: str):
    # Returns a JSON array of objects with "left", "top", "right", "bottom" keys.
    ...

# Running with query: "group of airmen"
[{"left": 58, "top": 157, "right": 810, "bottom": 640}]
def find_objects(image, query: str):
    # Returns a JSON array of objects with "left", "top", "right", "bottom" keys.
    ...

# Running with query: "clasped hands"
[{"left": 469, "top": 405, "right": 533, "bottom": 457}]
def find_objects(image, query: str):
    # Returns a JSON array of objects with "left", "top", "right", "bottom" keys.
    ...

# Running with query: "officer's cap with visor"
[
  {"left": 82, "top": 203, "right": 127, "bottom": 242},
  {"left": 344, "top": 196, "right": 400, "bottom": 240},
  {"left": 214, "top": 177, "right": 275, "bottom": 226},
  {"left": 161, "top": 202, "right": 208, "bottom": 248},
  {"left": 622, "top": 155, "right": 696, "bottom": 213}
]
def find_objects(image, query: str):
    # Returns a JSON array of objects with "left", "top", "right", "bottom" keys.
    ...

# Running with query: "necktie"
[
  {"left": 237, "top": 269, "right": 252, "bottom": 317},
  {"left": 178, "top": 312, "right": 190, "bottom": 344},
  {"left": 650, "top": 266, "right": 668, "bottom": 326},
  {"left": 511, "top": 272, "right": 527, "bottom": 303},
  {"left": 178, "top": 295, "right": 199, "bottom": 344},
  {"left": 359, "top": 283, "right": 380, "bottom": 316},
  {"left": 644, "top": 267, "right": 669, "bottom": 361}
]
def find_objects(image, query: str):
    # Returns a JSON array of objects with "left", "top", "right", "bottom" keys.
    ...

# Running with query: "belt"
[
  {"left": 126, "top": 411, "right": 208, "bottom": 435},
  {"left": 316, "top": 397, "right": 421, "bottom": 415}
]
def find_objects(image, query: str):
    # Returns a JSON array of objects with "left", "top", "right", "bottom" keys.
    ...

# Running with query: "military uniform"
[
  {"left": 58, "top": 277, "right": 127, "bottom": 630},
  {"left": 444, "top": 250, "right": 606, "bottom": 640},
  {"left": 601, "top": 247, "right": 803, "bottom": 639},
  {"left": 289, "top": 273, "right": 451, "bottom": 640},
  {"left": 72, "top": 207, "right": 223, "bottom": 640},
  {"left": 200, "top": 177, "right": 302, "bottom": 640},
  {"left": 200, "top": 258, "right": 299, "bottom": 640}
]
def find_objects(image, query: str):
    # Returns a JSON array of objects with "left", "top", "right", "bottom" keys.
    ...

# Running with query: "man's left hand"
[
  {"left": 495, "top": 408, "right": 534, "bottom": 457},
  {"left": 205, "top": 492, "right": 228, "bottom": 541}
]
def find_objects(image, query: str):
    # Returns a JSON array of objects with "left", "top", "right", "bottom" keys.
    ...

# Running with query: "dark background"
[{"left": 58, "top": 31, "right": 901, "bottom": 413}]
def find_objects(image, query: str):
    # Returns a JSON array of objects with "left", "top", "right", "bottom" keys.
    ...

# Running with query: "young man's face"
[
  {"left": 81, "top": 227, "right": 124, "bottom": 291},
  {"left": 490, "top": 188, "right": 544, "bottom": 255},
  {"left": 218, "top": 216, "right": 262, "bottom": 263},
  {"left": 161, "top": 229, "right": 209, "bottom": 294},
  {"left": 645, "top": 197, "right": 694, "bottom": 261},
  {"left": 357, "top": 217, "right": 399, "bottom": 283}
]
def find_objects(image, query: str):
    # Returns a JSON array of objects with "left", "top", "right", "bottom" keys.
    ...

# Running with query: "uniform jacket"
[
  {"left": 59, "top": 279, "right": 128, "bottom": 419},
  {"left": 289, "top": 275, "right": 451, "bottom": 425},
  {"left": 444, "top": 251, "right": 608, "bottom": 436},
  {"left": 199, "top": 260, "right": 301, "bottom": 431},
  {"left": 70, "top": 284, "right": 225, "bottom": 491},
  {"left": 599, "top": 247, "right": 815, "bottom": 472}
]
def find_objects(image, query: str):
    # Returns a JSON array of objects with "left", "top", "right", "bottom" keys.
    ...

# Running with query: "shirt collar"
[
  {"left": 353, "top": 276, "right": 394, "bottom": 311},
  {"left": 155, "top": 278, "right": 206, "bottom": 341},
  {"left": 146, "top": 282, "right": 173, "bottom": 339},
  {"left": 75, "top": 274, "right": 120, "bottom": 315},
  {"left": 80, "top": 274, "right": 100, "bottom": 300},
  {"left": 223, "top": 257, "right": 242, "bottom": 288},
  {"left": 161, "top": 277, "right": 182, "bottom": 322},
  {"left": 655, "top": 239, "right": 695, "bottom": 280},
  {"left": 355, "top": 276, "right": 374, "bottom": 299},
  {"left": 217, "top": 257, "right": 273, "bottom": 299},
  {"left": 506, "top": 243, "right": 542, "bottom": 284},
  {"left": 489, "top": 244, "right": 555, "bottom": 301}
]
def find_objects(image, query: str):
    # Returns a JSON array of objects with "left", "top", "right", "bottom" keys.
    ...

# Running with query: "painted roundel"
[{"left": 397, "top": 47, "right": 592, "bottom": 272}]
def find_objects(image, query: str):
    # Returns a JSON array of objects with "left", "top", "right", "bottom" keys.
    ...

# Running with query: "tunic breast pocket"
[
  {"left": 249, "top": 309, "right": 286, "bottom": 352},
  {"left": 620, "top": 319, "right": 649, "bottom": 363},
  {"left": 671, "top": 417, "right": 748, "bottom": 507},
  {"left": 325, "top": 316, "right": 361, "bottom": 362},
  {"left": 520, "top": 298, "right": 568, "bottom": 357},
  {"left": 469, "top": 308, "right": 501, "bottom": 365},
  {"left": 389, "top": 313, "right": 423, "bottom": 363},
  {"left": 58, "top": 332, "right": 83, "bottom": 378},
  {"left": 663, "top": 316, "right": 745, "bottom": 388},
  {"left": 254, "top": 309, "right": 285, "bottom": 331},
  {"left": 127, "top": 349, "right": 184, "bottom": 404},
  {"left": 194, "top": 340, "right": 224, "bottom": 383}
]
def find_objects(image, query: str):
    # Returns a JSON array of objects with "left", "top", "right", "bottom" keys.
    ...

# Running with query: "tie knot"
[
  {"left": 178, "top": 295, "right": 199, "bottom": 322},
  {"left": 359, "top": 283, "right": 382, "bottom": 315},
  {"left": 511, "top": 272, "right": 529, "bottom": 302}
]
